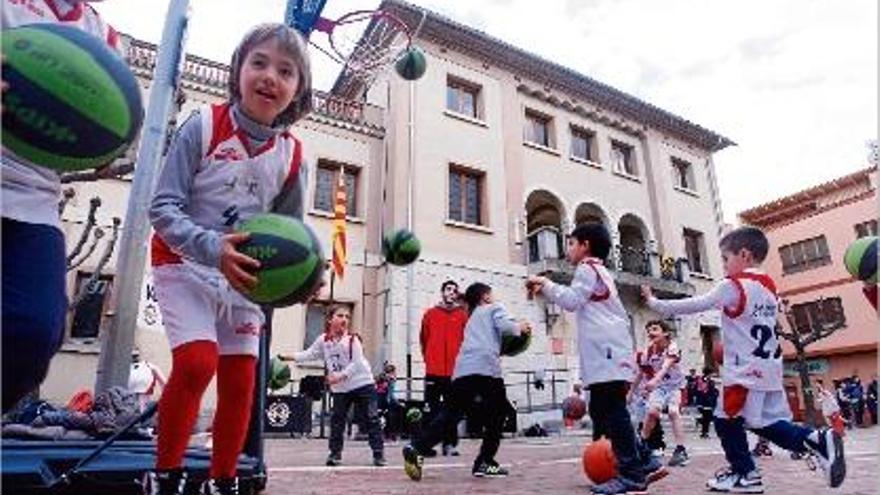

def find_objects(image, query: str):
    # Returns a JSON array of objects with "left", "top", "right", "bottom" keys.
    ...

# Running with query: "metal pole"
[
  {"left": 404, "top": 77, "right": 416, "bottom": 401},
  {"left": 94, "top": 0, "right": 191, "bottom": 392}
]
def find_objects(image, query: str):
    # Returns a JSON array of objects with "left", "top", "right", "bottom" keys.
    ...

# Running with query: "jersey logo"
[
  {"left": 221, "top": 205, "right": 240, "bottom": 226},
  {"left": 212, "top": 146, "right": 245, "bottom": 162},
  {"left": 234, "top": 322, "right": 260, "bottom": 336},
  {"left": 9, "top": 0, "right": 47, "bottom": 18}
]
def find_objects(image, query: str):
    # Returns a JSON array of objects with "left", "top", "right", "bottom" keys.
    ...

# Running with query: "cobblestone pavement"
[{"left": 262, "top": 425, "right": 878, "bottom": 494}]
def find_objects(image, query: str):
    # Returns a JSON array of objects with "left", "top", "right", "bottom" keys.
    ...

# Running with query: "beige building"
[{"left": 45, "top": 0, "right": 734, "bottom": 424}]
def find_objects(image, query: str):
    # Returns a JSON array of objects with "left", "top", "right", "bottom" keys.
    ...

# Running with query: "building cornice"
[
  {"left": 335, "top": 0, "right": 734, "bottom": 152},
  {"left": 739, "top": 166, "right": 877, "bottom": 228},
  {"left": 122, "top": 34, "right": 384, "bottom": 135}
]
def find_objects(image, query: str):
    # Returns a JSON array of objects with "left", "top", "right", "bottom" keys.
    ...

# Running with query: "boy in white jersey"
[
  {"left": 281, "top": 305, "right": 385, "bottom": 467},
  {"left": 528, "top": 224, "right": 666, "bottom": 495},
  {"left": 643, "top": 226, "right": 846, "bottom": 493},
  {"left": 1, "top": 0, "right": 120, "bottom": 412},
  {"left": 630, "top": 320, "right": 690, "bottom": 467}
]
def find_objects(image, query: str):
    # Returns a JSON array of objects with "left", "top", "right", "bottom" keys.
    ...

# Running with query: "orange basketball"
[
  {"left": 713, "top": 340, "right": 724, "bottom": 365},
  {"left": 582, "top": 437, "right": 617, "bottom": 484}
]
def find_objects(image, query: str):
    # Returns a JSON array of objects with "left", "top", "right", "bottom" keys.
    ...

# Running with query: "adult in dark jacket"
[{"left": 420, "top": 280, "right": 468, "bottom": 456}]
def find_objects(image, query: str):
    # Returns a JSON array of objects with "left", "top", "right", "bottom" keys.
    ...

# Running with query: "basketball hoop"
[{"left": 286, "top": 0, "right": 414, "bottom": 89}]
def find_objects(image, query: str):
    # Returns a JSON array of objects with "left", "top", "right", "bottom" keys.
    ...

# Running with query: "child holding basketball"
[
  {"left": 527, "top": 223, "right": 666, "bottom": 495},
  {"left": 403, "top": 282, "right": 532, "bottom": 481},
  {"left": 280, "top": 305, "right": 386, "bottom": 467},
  {"left": 145, "top": 23, "right": 316, "bottom": 495},
  {"left": 642, "top": 226, "right": 846, "bottom": 492},
  {"left": 629, "top": 320, "right": 690, "bottom": 467},
  {"left": 1, "top": 0, "right": 121, "bottom": 413}
]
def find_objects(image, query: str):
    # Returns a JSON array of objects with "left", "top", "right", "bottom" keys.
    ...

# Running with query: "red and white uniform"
[
  {"left": 647, "top": 269, "right": 791, "bottom": 428},
  {"left": 293, "top": 333, "right": 375, "bottom": 394},
  {"left": 150, "top": 103, "right": 303, "bottom": 357},
  {"left": 542, "top": 258, "right": 636, "bottom": 387},
  {"left": 2, "top": 0, "right": 120, "bottom": 228}
]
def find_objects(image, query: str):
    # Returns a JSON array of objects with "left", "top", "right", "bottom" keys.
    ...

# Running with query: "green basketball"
[
  {"left": 268, "top": 356, "right": 292, "bottom": 391},
  {"left": 405, "top": 407, "right": 423, "bottom": 424},
  {"left": 382, "top": 229, "right": 421, "bottom": 266},
  {"left": 501, "top": 332, "right": 531, "bottom": 357},
  {"left": 844, "top": 236, "right": 877, "bottom": 283},
  {"left": 394, "top": 47, "right": 427, "bottom": 81},
  {"left": 238, "top": 214, "right": 325, "bottom": 307},
  {"left": 1, "top": 24, "right": 143, "bottom": 171}
]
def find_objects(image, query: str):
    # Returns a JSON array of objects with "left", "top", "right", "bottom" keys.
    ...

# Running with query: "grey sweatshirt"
[
  {"left": 149, "top": 103, "right": 307, "bottom": 268},
  {"left": 452, "top": 303, "right": 521, "bottom": 379}
]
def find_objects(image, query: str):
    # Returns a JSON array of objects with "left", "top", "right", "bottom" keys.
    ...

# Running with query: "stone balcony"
[
  {"left": 122, "top": 35, "right": 384, "bottom": 134},
  {"left": 527, "top": 244, "right": 696, "bottom": 297}
]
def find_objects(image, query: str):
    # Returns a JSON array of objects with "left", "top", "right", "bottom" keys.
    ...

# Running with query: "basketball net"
[{"left": 286, "top": 3, "right": 414, "bottom": 92}]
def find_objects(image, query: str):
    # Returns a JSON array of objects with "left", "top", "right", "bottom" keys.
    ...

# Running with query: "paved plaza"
[{"left": 260, "top": 425, "right": 879, "bottom": 494}]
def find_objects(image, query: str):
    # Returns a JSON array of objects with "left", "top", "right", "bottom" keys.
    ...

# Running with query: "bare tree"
[{"left": 777, "top": 297, "right": 846, "bottom": 426}]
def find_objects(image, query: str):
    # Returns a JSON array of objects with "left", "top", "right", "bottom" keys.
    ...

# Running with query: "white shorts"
[
  {"left": 647, "top": 387, "right": 682, "bottom": 414},
  {"left": 715, "top": 385, "right": 792, "bottom": 429},
  {"left": 153, "top": 262, "right": 264, "bottom": 357}
]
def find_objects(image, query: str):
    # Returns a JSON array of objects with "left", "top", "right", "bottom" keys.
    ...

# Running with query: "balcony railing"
[
  {"left": 527, "top": 244, "right": 695, "bottom": 296},
  {"left": 122, "top": 35, "right": 382, "bottom": 129}
]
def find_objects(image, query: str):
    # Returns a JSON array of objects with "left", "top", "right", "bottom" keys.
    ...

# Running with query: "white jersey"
[
  {"left": 294, "top": 333, "right": 375, "bottom": 394},
  {"left": 2, "top": 0, "right": 120, "bottom": 228},
  {"left": 637, "top": 340, "right": 684, "bottom": 391},
  {"left": 152, "top": 103, "right": 302, "bottom": 266},
  {"left": 542, "top": 258, "right": 636, "bottom": 387},
  {"left": 720, "top": 272, "right": 783, "bottom": 391}
]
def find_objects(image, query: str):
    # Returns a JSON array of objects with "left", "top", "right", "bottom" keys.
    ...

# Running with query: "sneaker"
[
  {"left": 142, "top": 469, "right": 188, "bottom": 495},
  {"left": 442, "top": 444, "right": 460, "bottom": 457},
  {"left": 706, "top": 467, "right": 764, "bottom": 493},
  {"left": 751, "top": 442, "right": 772, "bottom": 458},
  {"left": 589, "top": 475, "right": 648, "bottom": 495},
  {"left": 805, "top": 428, "right": 846, "bottom": 488},
  {"left": 423, "top": 447, "right": 438, "bottom": 458},
  {"left": 472, "top": 461, "right": 509, "bottom": 478},
  {"left": 402, "top": 444, "right": 423, "bottom": 481},
  {"left": 642, "top": 454, "right": 669, "bottom": 484},
  {"left": 668, "top": 445, "right": 690, "bottom": 467},
  {"left": 201, "top": 477, "right": 240, "bottom": 495},
  {"left": 373, "top": 454, "right": 388, "bottom": 467},
  {"left": 326, "top": 454, "right": 342, "bottom": 467}
]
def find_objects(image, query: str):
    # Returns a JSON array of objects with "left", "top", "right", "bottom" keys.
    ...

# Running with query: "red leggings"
[{"left": 155, "top": 340, "right": 256, "bottom": 478}]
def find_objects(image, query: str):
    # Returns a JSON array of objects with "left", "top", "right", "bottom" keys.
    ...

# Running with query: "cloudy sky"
[{"left": 94, "top": 0, "right": 877, "bottom": 223}]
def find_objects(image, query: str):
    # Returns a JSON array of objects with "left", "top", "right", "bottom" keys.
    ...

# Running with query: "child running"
[
  {"left": 528, "top": 223, "right": 666, "bottom": 495},
  {"left": 630, "top": 320, "right": 690, "bottom": 467},
  {"left": 643, "top": 226, "right": 845, "bottom": 492},
  {"left": 403, "top": 282, "right": 531, "bottom": 481}
]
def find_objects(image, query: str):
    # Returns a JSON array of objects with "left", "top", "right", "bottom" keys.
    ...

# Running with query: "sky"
[{"left": 94, "top": 0, "right": 878, "bottom": 223}]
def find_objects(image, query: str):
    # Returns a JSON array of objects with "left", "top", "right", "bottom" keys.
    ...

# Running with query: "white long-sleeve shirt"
[
  {"left": 647, "top": 269, "right": 784, "bottom": 391},
  {"left": 293, "top": 332, "right": 375, "bottom": 393},
  {"left": 541, "top": 258, "right": 636, "bottom": 386}
]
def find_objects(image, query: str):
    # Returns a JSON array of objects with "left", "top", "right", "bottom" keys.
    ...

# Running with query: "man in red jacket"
[{"left": 420, "top": 280, "right": 468, "bottom": 456}]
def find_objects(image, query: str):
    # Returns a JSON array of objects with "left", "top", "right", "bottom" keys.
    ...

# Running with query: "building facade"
[
  {"left": 44, "top": 0, "right": 734, "bottom": 424},
  {"left": 739, "top": 167, "right": 878, "bottom": 418}
]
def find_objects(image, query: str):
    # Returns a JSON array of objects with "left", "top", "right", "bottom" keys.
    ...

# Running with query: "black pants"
[
  {"left": 698, "top": 407, "right": 714, "bottom": 436},
  {"left": 330, "top": 384, "right": 383, "bottom": 457},
  {"left": 415, "top": 375, "right": 506, "bottom": 468},
  {"left": 589, "top": 381, "right": 644, "bottom": 482},
  {"left": 424, "top": 375, "right": 458, "bottom": 447}
]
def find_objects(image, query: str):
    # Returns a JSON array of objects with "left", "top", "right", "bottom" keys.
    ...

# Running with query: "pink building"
[{"left": 739, "top": 167, "right": 878, "bottom": 419}]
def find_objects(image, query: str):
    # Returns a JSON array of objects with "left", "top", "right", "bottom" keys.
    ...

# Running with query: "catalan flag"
[{"left": 332, "top": 166, "right": 347, "bottom": 279}]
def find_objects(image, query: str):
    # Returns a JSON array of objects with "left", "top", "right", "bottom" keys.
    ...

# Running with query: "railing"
[
  {"left": 122, "top": 35, "right": 381, "bottom": 128},
  {"left": 528, "top": 244, "right": 693, "bottom": 286}
]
